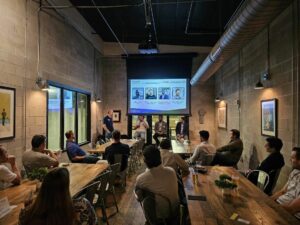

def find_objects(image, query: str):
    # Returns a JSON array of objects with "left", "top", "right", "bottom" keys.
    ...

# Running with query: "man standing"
[
  {"left": 133, "top": 115, "right": 149, "bottom": 140},
  {"left": 0, "top": 146, "right": 21, "bottom": 190},
  {"left": 102, "top": 109, "right": 114, "bottom": 139},
  {"left": 211, "top": 129, "right": 243, "bottom": 167},
  {"left": 153, "top": 115, "right": 167, "bottom": 145},
  {"left": 22, "top": 135, "right": 59, "bottom": 172},
  {"left": 175, "top": 117, "right": 188, "bottom": 141},
  {"left": 104, "top": 130, "right": 130, "bottom": 172},
  {"left": 271, "top": 147, "right": 300, "bottom": 219},
  {"left": 135, "top": 145, "right": 179, "bottom": 220},
  {"left": 186, "top": 130, "right": 216, "bottom": 165}
]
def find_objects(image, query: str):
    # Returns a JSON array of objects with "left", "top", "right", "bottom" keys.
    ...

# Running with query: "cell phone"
[{"left": 188, "top": 195, "right": 207, "bottom": 201}]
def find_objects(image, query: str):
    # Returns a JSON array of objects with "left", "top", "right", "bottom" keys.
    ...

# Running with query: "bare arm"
[
  {"left": 72, "top": 155, "right": 86, "bottom": 161},
  {"left": 102, "top": 124, "right": 110, "bottom": 133},
  {"left": 281, "top": 197, "right": 300, "bottom": 215},
  {"left": 271, "top": 183, "right": 288, "bottom": 201},
  {"left": 7, "top": 156, "right": 21, "bottom": 185}
]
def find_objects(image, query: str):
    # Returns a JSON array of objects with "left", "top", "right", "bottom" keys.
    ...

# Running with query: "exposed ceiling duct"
[{"left": 190, "top": 0, "right": 294, "bottom": 85}]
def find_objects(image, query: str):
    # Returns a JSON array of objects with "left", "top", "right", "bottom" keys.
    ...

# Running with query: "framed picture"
[
  {"left": 112, "top": 110, "right": 121, "bottom": 123},
  {"left": 261, "top": 99, "right": 277, "bottom": 137},
  {"left": 0, "top": 86, "right": 16, "bottom": 140},
  {"left": 217, "top": 104, "right": 227, "bottom": 129}
]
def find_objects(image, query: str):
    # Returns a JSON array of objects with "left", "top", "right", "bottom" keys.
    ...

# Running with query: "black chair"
[
  {"left": 114, "top": 154, "right": 127, "bottom": 188},
  {"left": 105, "top": 163, "right": 121, "bottom": 214},
  {"left": 267, "top": 169, "right": 281, "bottom": 195}
]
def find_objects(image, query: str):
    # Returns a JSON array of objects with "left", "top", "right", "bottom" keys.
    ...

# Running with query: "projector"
[{"left": 138, "top": 41, "right": 158, "bottom": 54}]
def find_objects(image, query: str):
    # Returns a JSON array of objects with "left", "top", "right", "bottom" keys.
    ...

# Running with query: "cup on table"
[{"left": 231, "top": 174, "right": 240, "bottom": 185}]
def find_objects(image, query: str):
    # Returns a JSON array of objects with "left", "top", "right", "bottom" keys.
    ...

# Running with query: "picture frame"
[
  {"left": 0, "top": 86, "right": 16, "bottom": 140},
  {"left": 261, "top": 99, "right": 277, "bottom": 137},
  {"left": 217, "top": 104, "right": 227, "bottom": 129},
  {"left": 112, "top": 110, "right": 121, "bottom": 123}
]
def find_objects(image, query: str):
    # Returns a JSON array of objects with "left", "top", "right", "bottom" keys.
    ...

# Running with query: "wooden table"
[
  {"left": 171, "top": 140, "right": 193, "bottom": 155},
  {"left": 183, "top": 166, "right": 300, "bottom": 225},
  {"left": 0, "top": 163, "right": 108, "bottom": 225},
  {"left": 88, "top": 139, "right": 139, "bottom": 154}
]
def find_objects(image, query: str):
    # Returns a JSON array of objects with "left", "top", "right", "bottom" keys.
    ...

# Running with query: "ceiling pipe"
[{"left": 190, "top": 0, "right": 293, "bottom": 85}]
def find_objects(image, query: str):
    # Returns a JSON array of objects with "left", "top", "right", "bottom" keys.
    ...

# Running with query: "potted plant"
[
  {"left": 215, "top": 174, "right": 237, "bottom": 196},
  {"left": 27, "top": 167, "right": 48, "bottom": 191}
]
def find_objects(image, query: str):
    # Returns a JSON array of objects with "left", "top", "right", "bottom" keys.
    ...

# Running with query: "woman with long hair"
[{"left": 19, "top": 167, "right": 97, "bottom": 225}]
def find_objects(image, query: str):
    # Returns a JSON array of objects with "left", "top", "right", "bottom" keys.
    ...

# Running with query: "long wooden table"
[
  {"left": 171, "top": 140, "right": 193, "bottom": 155},
  {"left": 0, "top": 163, "right": 108, "bottom": 225},
  {"left": 183, "top": 166, "right": 299, "bottom": 225},
  {"left": 88, "top": 139, "right": 139, "bottom": 154}
]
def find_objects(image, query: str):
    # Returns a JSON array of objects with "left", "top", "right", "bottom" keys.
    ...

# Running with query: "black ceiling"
[{"left": 69, "top": 0, "right": 244, "bottom": 47}]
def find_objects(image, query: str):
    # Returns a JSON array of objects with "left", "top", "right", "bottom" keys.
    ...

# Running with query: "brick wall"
[
  {"left": 214, "top": 2, "right": 300, "bottom": 189},
  {"left": 0, "top": 0, "right": 103, "bottom": 167}
]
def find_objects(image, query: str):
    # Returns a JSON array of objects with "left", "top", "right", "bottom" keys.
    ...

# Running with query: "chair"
[
  {"left": 247, "top": 170, "right": 270, "bottom": 191},
  {"left": 114, "top": 154, "right": 127, "bottom": 188},
  {"left": 135, "top": 188, "right": 181, "bottom": 225},
  {"left": 105, "top": 163, "right": 121, "bottom": 214},
  {"left": 202, "top": 153, "right": 215, "bottom": 166},
  {"left": 267, "top": 169, "right": 281, "bottom": 195},
  {"left": 73, "top": 180, "right": 101, "bottom": 203}
]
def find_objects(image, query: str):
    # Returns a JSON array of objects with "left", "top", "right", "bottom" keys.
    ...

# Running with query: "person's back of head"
[
  {"left": 0, "top": 145, "right": 7, "bottom": 162},
  {"left": 230, "top": 129, "right": 240, "bottom": 139},
  {"left": 22, "top": 167, "right": 74, "bottom": 225},
  {"left": 112, "top": 130, "right": 121, "bottom": 142},
  {"left": 31, "top": 135, "right": 46, "bottom": 151},
  {"left": 199, "top": 130, "right": 209, "bottom": 141},
  {"left": 266, "top": 137, "right": 283, "bottom": 152},
  {"left": 65, "top": 130, "right": 73, "bottom": 140},
  {"left": 160, "top": 139, "right": 171, "bottom": 150},
  {"left": 143, "top": 145, "right": 161, "bottom": 168}
]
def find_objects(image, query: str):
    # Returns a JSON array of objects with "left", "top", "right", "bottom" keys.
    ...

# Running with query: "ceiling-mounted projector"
[{"left": 138, "top": 41, "right": 158, "bottom": 54}]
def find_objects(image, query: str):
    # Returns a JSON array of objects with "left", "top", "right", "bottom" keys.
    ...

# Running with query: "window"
[{"left": 47, "top": 84, "right": 90, "bottom": 150}]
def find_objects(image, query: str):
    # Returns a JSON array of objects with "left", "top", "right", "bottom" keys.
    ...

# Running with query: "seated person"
[
  {"left": 153, "top": 115, "right": 167, "bottom": 145},
  {"left": 22, "top": 135, "right": 59, "bottom": 172},
  {"left": 133, "top": 115, "right": 149, "bottom": 140},
  {"left": 175, "top": 117, "right": 188, "bottom": 141},
  {"left": 0, "top": 146, "right": 21, "bottom": 190},
  {"left": 248, "top": 137, "right": 285, "bottom": 195},
  {"left": 19, "top": 167, "right": 97, "bottom": 225},
  {"left": 65, "top": 130, "right": 100, "bottom": 164},
  {"left": 103, "top": 130, "right": 130, "bottom": 172},
  {"left": 186, "top": 130, "right": 216, "bottom": 165},
  {"left": 271, "top": 147, "right": 300, "bottom": 219},
  {"left": 160, "top": 139, "right": 189, "bottom": 176},
  {"left": 211, "top": 129, "right": 243, "bottom": 167},
  {"left": 135, "top": 145, "right": 179, "bottom": 220}
]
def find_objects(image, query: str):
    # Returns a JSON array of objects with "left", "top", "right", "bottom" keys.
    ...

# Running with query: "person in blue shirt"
[
  {"left": 65, "top": 130, "right": 99, "bottom": 164},
  {"left": 102, "top": 109, "right": 114, "bottom": 139}
]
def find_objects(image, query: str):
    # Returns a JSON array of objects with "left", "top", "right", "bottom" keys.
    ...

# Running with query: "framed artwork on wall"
[
  {"left": 0, "top": 86, "right": 16, "bottom": 140},
  {"left": 112, "top": 110, "right": 121, "bottom": 123},
  {"left": 217, "top": 104, "right": 227, "bottom": 129},
  {"left": 261, "top": 99, "right": 277, "bottom": 137}
]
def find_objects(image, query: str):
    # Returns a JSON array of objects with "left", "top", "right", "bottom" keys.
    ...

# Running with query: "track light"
[
  {"left": 254, "top": 79, "right": 264, "bottom": 90},
  {"left": 36, "top": 77, "right": 49, "bottom": 91}
]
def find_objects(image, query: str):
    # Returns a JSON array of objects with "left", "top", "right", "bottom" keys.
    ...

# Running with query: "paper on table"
[{"left": 0, "top": 197, "right": 17, "bottom": 219}]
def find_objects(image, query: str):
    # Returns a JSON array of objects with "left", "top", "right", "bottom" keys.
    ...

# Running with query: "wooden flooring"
[{"left": 97, "top": 166, "right": 146, "bottom": 225}]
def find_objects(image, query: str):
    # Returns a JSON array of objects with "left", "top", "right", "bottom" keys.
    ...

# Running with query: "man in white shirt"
[
  {"left": 135, "top": 145, "right": 179, "bottom": 220},
  {"left": 160, "top": 139, "right": 189, "bottom": 176},
  {"left": 271, "top": 147, "right": 300, "bottom": 219},
  {"left": 186, "top": 130, "right": 216, "bottom": 165},
  {"left": 0, "top": 146, "right": 21, "bottom": 190},
  {"left": 133, "top": 115, "right": 149, "bottom": 140}
]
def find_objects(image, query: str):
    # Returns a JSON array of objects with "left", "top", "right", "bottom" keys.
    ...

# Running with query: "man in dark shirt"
[
  {"left": 102, "top": 109, "right": 114, "bottom": 139},
  {"left": 175, "top": 117, "right": 188, "bottom": 140},
  {"left": 65, "top": 130, "right": 99, "bottom": 164},
  {"left": 104, "top": 130, "right": 130, "bottom": 172},
  {"left": 248, "top": 137, "right": 285, "bottom": 195}
]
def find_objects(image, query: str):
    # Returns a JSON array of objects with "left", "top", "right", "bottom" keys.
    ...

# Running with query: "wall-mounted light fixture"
[
  {"left": 254, "top": 79, "right": 264, "bottom": 89},
  {"left": 36, "top": 77, "right": 49, "bottom": 91}
]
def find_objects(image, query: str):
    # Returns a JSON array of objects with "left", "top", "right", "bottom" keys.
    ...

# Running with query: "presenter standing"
[
  {"left": 102, "top": 109, "right": 114, "bottom": 139},
  {"left": 133, "top": 115, "right": 149, "bottom": 140}
]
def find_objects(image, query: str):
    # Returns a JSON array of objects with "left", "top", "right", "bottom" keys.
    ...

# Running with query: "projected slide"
[{"left": 128, "top": 79, "right": 189, "bottom": 114}]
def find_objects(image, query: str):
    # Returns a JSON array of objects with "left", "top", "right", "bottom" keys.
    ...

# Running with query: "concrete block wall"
[
  {"left": 0, "top": 0, "right": 103, "bottom": 167},
  {"left": 214, "top": 2, "right": 299, "bottom": 190}
]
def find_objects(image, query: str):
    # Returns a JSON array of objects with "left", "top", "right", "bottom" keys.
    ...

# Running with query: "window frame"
[{"left": 46, "top": 81, "right": 91, "bottom": 150}]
